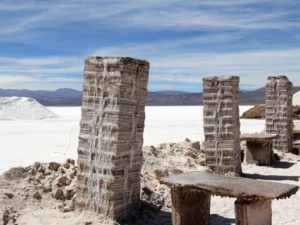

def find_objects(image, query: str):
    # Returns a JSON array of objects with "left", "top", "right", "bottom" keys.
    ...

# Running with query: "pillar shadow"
[
  {"left": 210, "top": 214, "right": 235, "bottom": 225},
  {"left": 270, "top": 160, "right": 295, "bottom": 169},
  {"left": 291, "top": 148, "right": 300, "bottom": 155},
  {"left": 119, "top": 201, "right": 172, "bottom": 225},
  {"left": 243, "top": 172, "right": 300, "bottom": 181},
  {"left": 120, "top": 201, "right": 235, "bottom": 225}
]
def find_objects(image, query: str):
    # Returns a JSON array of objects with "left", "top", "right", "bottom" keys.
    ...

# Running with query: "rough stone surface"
[
  {"left": 161, "top": 171, "right": 299, "bottom": 201},
  {"left": 4, "top": 192, "right": 14, "bottom": 199},
  {"left": 162, "top": 172, "right": 299, "bottom": 225},
  {"left": 162, "top": 171, "right": 299, "bottom": 200},
  {"left": 202, "top": 76, "right": 242, "bottom": 175},
  {"left": 235, "top": 199, "right": 272, "bottom": 225},
  {"left": 171, "top": 188, "right": 210, "bottom": 225},
  {"left": 266, "top": 76, "right": 293, "bottom": 153},
  {"left": 48, "top": 162, "right": 61, "bottom": 171},
  {"left": 33, "top": 191, "right": 42, "bottom": 200},
  {"left": 164, "top": 171, "right": 298, "bottom": 225},
  {"left": 53, "top": 188, "right": 65, "bottom": 201},
  {"left": 244, "top": 140, "right": 272, "bottom": 165},
  {"left": 141, "top": 140, "right": 205, "bottom": 210},
  {"left": 76, "top": 56, "right": 150, "bottom": 220}
]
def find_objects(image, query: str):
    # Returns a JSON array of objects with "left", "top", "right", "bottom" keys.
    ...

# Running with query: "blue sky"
[{"left": 0, "top": 0, "right": 300, "bottom": 92}]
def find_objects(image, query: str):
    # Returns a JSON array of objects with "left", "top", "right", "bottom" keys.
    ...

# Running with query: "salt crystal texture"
[
  {"left": 76, "top": 56, "right": 149, "bottom": 220},
  {"left": 0, "top": 97, "right": 59, "bottom": 120},
  {"left": 202, "top": 76, "right": 242, "bottom": 176}
]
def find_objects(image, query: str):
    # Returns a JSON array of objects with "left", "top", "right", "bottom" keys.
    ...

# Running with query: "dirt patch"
[
  {"left": 241, "top": 104, "right": 300, "bottom": 119},
  {"left": 241, "top": 104, "right": 265, "bottom": 119},
  {"left": 0, "top": 139, "right": 205, "bottom": 225}
]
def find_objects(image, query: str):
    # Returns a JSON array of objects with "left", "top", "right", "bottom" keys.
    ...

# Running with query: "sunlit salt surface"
[{"left": 0, "top": 106, "right": 264, "bottom": 173}]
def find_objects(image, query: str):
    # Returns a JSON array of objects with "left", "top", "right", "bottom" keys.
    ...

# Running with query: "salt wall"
[
  {"left": 203, "top": 76, "right": 242, "bottom": 176},
  {"left": 76, "top": 56, "right": 149, "bottom": 220},
  {"left": 266, "top": 76, "right": 293, "bottom": 152}
]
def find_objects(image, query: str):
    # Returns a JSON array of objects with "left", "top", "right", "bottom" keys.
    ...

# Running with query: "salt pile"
[
  {"left": 293, "top": 91, "right": 300, "bottom": 106},
  {"left": 0, "top": 97, "right": 59, "bottom": 120}
]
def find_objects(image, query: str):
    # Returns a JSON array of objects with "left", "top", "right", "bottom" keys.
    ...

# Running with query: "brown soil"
[
  {"left": 241, "top": 105, "right": 300, "bottom": 119},
  {"left": 241, "top": 105, "right": 265, "bottom": 119}
]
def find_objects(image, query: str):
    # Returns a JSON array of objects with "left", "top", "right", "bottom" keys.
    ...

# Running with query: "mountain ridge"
[{"left": 0, "top": 87, "right": 299, "bottom": 106}]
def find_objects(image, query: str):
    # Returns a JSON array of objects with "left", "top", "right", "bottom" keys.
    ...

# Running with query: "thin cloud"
[
  {"left": 0, "top": 56, "right": 83, "bottom": 76},
  {"left": 0, "top": 0, "right": 299, "bottom": 91},
  {"left": 149, "top": 48, "right": 300, "bottom": 86},
  {"left": 1, "top": 0, "right": 299, "bottom": 35},
  {"left": 0, "top": 75, "right": 37, "bottom": 84},
  {"left": 93, "top": 33, "right": 244, "bottom": 58},
  {"left": 1, "top": 47, "right": 300, "bottom": 89},
  {"left": 0, "top": 56, "right": 81, "bottom": 66},
  {"left": 94, "top": 39, "right": 300, "bottom": 86},
  {"left": 0, "top": 75, "right": 81, "bottom": 84}
]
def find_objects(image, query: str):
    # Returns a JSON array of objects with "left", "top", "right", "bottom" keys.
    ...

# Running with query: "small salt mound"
[
  {"left": 0, "top": 97, "right": 59, "bottom": 120},
  {"left": 293, "top": 91, "right": 300, "bottom": 106}
]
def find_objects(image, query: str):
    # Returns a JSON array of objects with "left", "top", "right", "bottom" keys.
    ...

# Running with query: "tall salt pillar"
[
  {"left": 203, "top": 76, "right": 242, "bottom": 176},
  {"left": 266, "top": 76, "right": 293, "bottom": 152},
  {"left": 76, "top": 56, "right": 149, "bottom": 220}
]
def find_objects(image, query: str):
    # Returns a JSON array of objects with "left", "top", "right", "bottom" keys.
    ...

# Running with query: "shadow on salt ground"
[
  {"left": 243, "top": 172, "right": 300, "bottom": 181},
  {"left": 210, "top": 214, "right": 235, "bottom": 225},
  {"left": 291, "top": 149, "right": 300, "bottom": 156},
  {"left": 120, "top": 208, "right": 171, "bottom": 225},
  {"left": 120, "top": 202, "right": 235, "bottom": 225},
  {"left": 270, "top": 160, "right": 295, "bottom": 169}
]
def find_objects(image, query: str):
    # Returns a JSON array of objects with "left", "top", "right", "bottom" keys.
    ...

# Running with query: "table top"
[
  {"left": 162, "top": 171, "right": 298, "bottom": 200},
  {"left": 293, "top": 122, "right": 300, "bottom": 133},
  {"left": 293, "top": 140, "right": 300, "bottom": 145},
  {"left": 240, "top": 133, "right": 278, "bottom": 141}
]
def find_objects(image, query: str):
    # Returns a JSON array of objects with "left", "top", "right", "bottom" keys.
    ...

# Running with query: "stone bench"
[
  {"left": 240, "top": 133, "right": 278, "bottom": 165},
  {"left": 162, "top": 171, "right": 298, "bottom": 225}
]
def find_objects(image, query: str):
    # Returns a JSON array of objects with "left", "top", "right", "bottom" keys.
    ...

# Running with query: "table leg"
[
  {"left": 171, "top": 187, "right": 211, "bottom": 225},
  {"left": 235, "top": 198, "right": 272, "bottom": 225},
  {"left": 245, "top": 140, "right": 271, "bottom": 165}
]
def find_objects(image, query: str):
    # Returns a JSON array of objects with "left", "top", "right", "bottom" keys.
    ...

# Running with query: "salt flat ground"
[
  {"left": 0, "top": 106, "right": 262, "bottom": 173},
  {"left": 0, "top": 106, "right": 299, "bottom": 225}
]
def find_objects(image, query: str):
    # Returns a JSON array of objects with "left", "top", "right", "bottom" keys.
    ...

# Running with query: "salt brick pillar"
[
  {"left": 76, "top": 56, "right": 149, "bottom": 220},
  {"left": 202, "top": 76, "right": 242, "bottom": 176},
  {"left": 266, "top": 76, "right": 293, "bottom": 153}
]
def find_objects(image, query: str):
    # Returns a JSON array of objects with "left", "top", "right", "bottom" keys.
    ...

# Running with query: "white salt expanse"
[
  {"left": 145, "top": 105, "right": 264, "bottom": 145},
  {"left": 293, "top": 91, "right": 300, "bottom": 106},
  {"left": 0, "top": 97, "right": 58, "bottom": 120},
  {"left": 0, "top": 106, "right": 263, "bottom": 174}
]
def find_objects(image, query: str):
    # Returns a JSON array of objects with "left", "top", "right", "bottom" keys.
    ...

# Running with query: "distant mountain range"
[
  {"left": 0, "top": 87, "right": 300, "bottom": 106},
  {"left": 0, "top": 88, "right": 82, "bottom": 106}
]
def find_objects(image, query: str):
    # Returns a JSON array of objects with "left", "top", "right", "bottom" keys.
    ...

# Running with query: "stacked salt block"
[
  {"left": 266, "top": 76, "right": 293, "bottom": 152},
  {"left": 202, "top": 76, "right": 242, "bottom": 176},
  {"left": 76, "top": 56, "right": 149, "bottom": 220}
]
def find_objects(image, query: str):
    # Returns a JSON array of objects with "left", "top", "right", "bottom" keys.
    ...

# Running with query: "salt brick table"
[
  {"left": 293, "top": 140, "right": 300, "bottom": 155},
  {"left": 240, "top": 133, "right": 278, "bottom": 165},
  {"left": 162, "top": 171, "right": 298, "bottom": 225}
]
